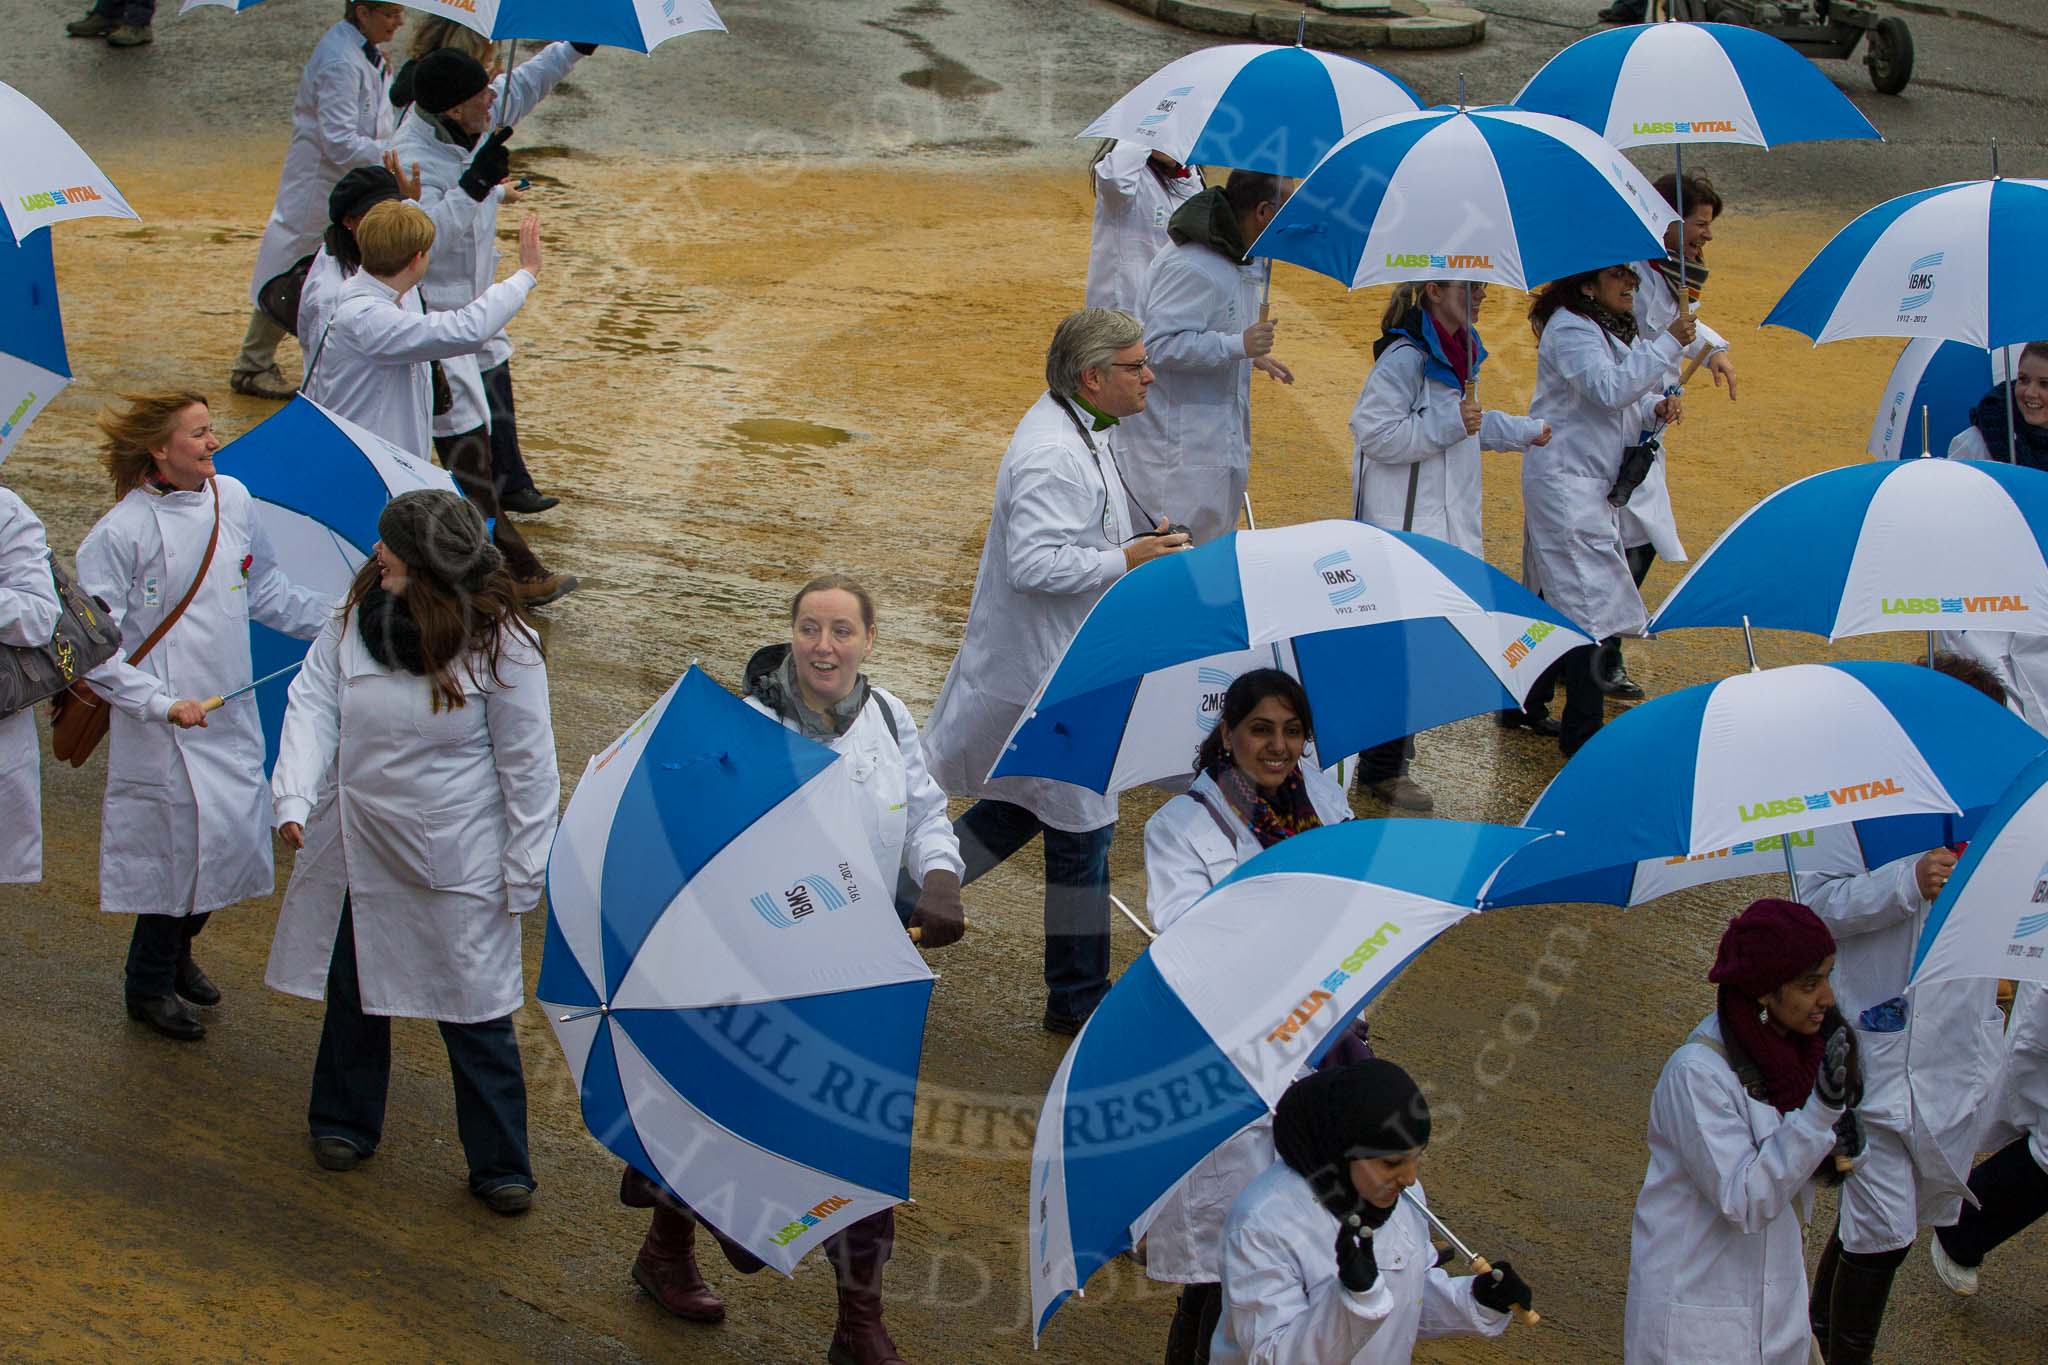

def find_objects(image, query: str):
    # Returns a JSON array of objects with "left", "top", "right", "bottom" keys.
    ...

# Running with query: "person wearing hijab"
[
  {"left": 1211, "top": 1060, "right": 1532, "bottom": 1364},
  {"left": 269, "top": 489, "right": 559, "bottom": 1215},
  {"left": 618, "top": 572, "right": 962, "bottom": 1365},
  {"left": 1624, "top": 899, "right": 1861, "bottom": 1364},
  {"left": 1140, "top": 668, "right": 1370, "bottom": 1363}
]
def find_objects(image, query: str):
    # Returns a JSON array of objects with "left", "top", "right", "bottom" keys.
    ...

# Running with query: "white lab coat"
[
  {"left": 1211, "top": 1165, "right": 1509, "bottom": 1365},
  {"left": 296, "top": 247, "right": 348, "bottom": 369},
  {"left": 0, "top": 488, "right": 60, "bottom": 884},
  {"left": 1937, "top": 626, "right": 2048, "bottom": 735},
  {"left": 268, "top": 608, "right": 559, "bottom": 1023},
  {"left": 1120, "top": 237, "right": 1262, "bottom": 547},
  {"left": 303, "top": 267, "right": 535, "bottom": 459},
  {"left": 391, "top": 41, "right": 581, "bottom": 434},
  {"left": 250, "top": 20, "right": 397, "bottom": 303},
  {"left": 1348, "top": 333, "right": 1546, "bottom": 555},
  {"left": 1622, "top": 1013, "right": 1841, "bottom": 1365},
  {"left": 924, "top": 392, "right": 1137, "bottom": 834},
  {"left": 1139, "top": 765, "right": 1354, "bottom": 1283},
  {"left": 1618, "top": 262, "right": 1728, "bottom": 562},
  {"left": 1086, "top": 144, "right": 1203, "bottom": 316},
  {"left": 2001, "top": 984, "right": 2048, "bottom": 1169},
  {"left": 1522, "top": 312, "right": 1682, "bottom": 641},
  {"left": 1798, "top": 858, "right": 2007, "bottom": 1209},
  {"left": 75, "top": 478, "right": 332, "bottom": 916},
  {"left": 742, "top": 687, "right": 964, "bottom": 889}
]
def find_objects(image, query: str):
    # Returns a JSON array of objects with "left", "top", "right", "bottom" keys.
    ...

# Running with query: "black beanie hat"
[
  {"left": 411, "top": 49, "right": 491, "bottom": 115},
  {"left": 377, "top": 489, "right": 501, "bottom": 594},
  {"left": 1273, "top": 1059, "right": 1431, "bottom": 1226},
  {"left": 329, "top": 165, "right": 402, "bottom": 228}
]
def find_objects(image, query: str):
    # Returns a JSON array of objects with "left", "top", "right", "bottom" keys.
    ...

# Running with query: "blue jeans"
[
  {"left": 124, "top": 911, "right": 207, "bottom": 999},
  {"left": 899, "top": 799, "right": 1114, "bottom": 1020},
  {"left": 309, "top": 897, "right": 532, "bottom": 1193}
]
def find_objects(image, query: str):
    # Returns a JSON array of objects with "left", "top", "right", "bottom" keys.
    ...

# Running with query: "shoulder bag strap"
[
  {"left": 1185, "top": 786, "right": 1243, "bottom": 845},
  {"left": 302, "top": 319, "right": 336, "bottom": 390},
  {"left": 128, "top": 479, "right": 222, "bottom": 666}
]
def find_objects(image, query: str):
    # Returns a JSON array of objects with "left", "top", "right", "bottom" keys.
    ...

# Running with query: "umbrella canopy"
[
  {"left": 1079, "top": 43, "right": 1419, "bottom": 179},
  {"left": 180, "top": 0, "right": 725, "bottom": 51},
  {"left": 1028, "top": 818, "right": 1550, "bottom": 1341},
  {"left": 1764, "top": 177, "right": 2048, "bottom": 350},
  {"left": 0, "top": 229, "right": 69, "bottom": 465},
  {"left": 1647, "top": 459, "right": 2048, "bottom": 641},
  {"left": 1252, "top": 105, "right": 1674, "bottom": 292},
  {"left": 990, "top": 519, "right": 1593, "bottom": 796},
  {"left": 1911, "top": 749, "right": 2048, "bottom": 991},
  {"left": 1512, "top": 22, "right": 1881, "bottom": 150},
  {"left": 1868, "top": 337, "right": 2022, "bottom": 460},
  {"left": 0, "top": 81, "right": 137, "bottom": 242},
  {"left": 1484, "top": 661, "right": 2045, "bottom": 908},
  {"left": 210, "top": 396, "right": 459, "bottom": 770},
  {"left": 539, "top": 667, "right": 934, "bottom": 1273}
]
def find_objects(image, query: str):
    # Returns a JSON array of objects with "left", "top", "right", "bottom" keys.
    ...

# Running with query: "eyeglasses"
[{"left": 1110, "top": 359, "right": 1152, "bottom": 373}]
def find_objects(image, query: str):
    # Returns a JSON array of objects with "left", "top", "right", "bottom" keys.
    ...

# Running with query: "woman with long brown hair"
[
  {"left": 74, "top": 391, "right": 331, "bottom": 1042},
  {"left": 267, "top": 488, "right": 559, "bottom": 1214}
]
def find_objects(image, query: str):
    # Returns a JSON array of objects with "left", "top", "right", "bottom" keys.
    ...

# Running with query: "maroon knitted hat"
[{"left": 1707, "top": 898, "right": 1836, "bottom": 998}]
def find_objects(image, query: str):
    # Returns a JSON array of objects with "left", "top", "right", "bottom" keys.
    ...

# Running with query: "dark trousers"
[
  {"left": 124, "top": 911, "right": 208, "bottom": 999},
  {"left": 897, "top": 799, "right": 1114, "bottom": 1020},
  {"left": 481, "top": 362, "right": 540, "bottom": 499},
  {"left": 89, "top": 0, "right": 154, "bottom": 23},
  {"left": 1523, "top": 643, "right": 1604, "bottom": 755},
  {"left": 1937, "top": 1136, "right": 2048, "bottom": 1267},
  {"left": 309, "top": 897, "right": 532, "bottom": 1193},
  {"left": 1626, "top": 543, "right": 1655, "bottom": 587},
  {"left": 433, "top": 426, "right": 545, "bottom": 580},
  {"left": 1164, "top": 1281, "right": 1222, "bottom": 1365},
  {"left": 1357, "top": 735, "right": 1412, "bottom": 785}
]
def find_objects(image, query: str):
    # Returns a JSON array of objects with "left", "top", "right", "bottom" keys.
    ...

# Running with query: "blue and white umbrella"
[
  {"left": 0, "top": 80, "right": 137, "bottom": 243},
  {"left": 0, "top": 229, "right": 68, "bottom": 466},
  {"left": 210, "top": 396, "right": 459, "bottom": 770},
  {"left": 1080, "top": 43, "right": 1419, "bottom": 178},
  {"left": 1483, "top": 661, "right": 2045, "bottom": 908},
  {"left": 990, "top": 519, "right": 1593, "bottom": 795},
  {"left": 1764, "top": 177, "right": 2048, "bottom": 350},
  {"left": 540, "top": 667, "right": 934, "bottom": 1273},
  {"left": 181, "top": 0, "right": 724, "bottom": 52},
  {"left": 1648, "top": 459, "right": 2048, "bottom": 641},
  {"left": 1253, "top": 105, "right": 1674, "bottom": 292},
  {"left": 1868, "top": 337, "right": 2022, "bottom": 459},
  {"left": 1028, "top": 818, "right": 1550, "bottom": 1340},
  {"left": 1911, "top": 749, "right": 2048, "bottom": 991},
  {"left": 1512, "top": 22, "right": 1881, "bottom": 151}
]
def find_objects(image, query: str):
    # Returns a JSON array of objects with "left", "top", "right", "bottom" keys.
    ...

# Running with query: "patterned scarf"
[
  {"left": 1651, "top": 253, "right": 1709, "bottom": 311},
  {"left": 1209, "top": 755, "right": 1323, "bottom": 849}
]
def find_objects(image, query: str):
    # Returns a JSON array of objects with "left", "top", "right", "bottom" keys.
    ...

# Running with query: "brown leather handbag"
[{"left": 50, "top": 483, "right": 221, "bottom": 768}]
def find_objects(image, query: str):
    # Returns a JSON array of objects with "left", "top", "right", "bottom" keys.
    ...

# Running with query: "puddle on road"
[{"left": 727, "top": 418, "right": 856, "bottom": 449}]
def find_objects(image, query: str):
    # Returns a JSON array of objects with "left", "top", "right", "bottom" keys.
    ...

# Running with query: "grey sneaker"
[
  {"left": 1364, "top": 774, "right": 1436, "bottom": 813},
  {"left": 229, "top": 365, "right": 295, "bottom": 400},
  {"left": 1930, "top": 1233, "right": 1978, "bottom": 1296},
  {"left": 105, "top": 22, "right": 153, "bottom": 46},
  {"left": 66, "top": 12, "right": 118, "bottom": 36}
]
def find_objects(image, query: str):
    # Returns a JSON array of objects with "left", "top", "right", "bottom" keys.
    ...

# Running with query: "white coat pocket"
[
  {"left": 423, "top": 795, "right": 503, "bottom": 893},
  {"left": 1853, "top": 1026, "right": 1910, "bottom": 1130},
  {"left": 1664, "top": 1303, "right": 1760, "bottom": 1364}
]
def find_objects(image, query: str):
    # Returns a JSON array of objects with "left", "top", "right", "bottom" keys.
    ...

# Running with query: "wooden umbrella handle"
[
  {"left": 201, "top": 695, "right": 225, "bottom": 713},
  {"left": 1468, "top": 1255, "right": 1542, "bottom": 1326},
  {"left": 907, "top": 919, "right": 972, "bottom": 945}
]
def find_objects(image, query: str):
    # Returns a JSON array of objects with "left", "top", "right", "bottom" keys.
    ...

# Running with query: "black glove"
[
  {"left": 1334, "top": 1216, "right": 1378, "bottom": 1294},
  {"left": 1815, "top": 1013, "right": 1855, "bottom": 1108},
  {"left": 907, "top": 869, "right": 965, "bottom": 949},
  {"left": 458, "top": 127, "right": 515, "bottom": 202},
  {"left": 572, "top": 41, "right": 599, "bottom": 55},
  {"left": 1817, "top": 1108, "right": 1865, "bottom": 1185},
  {"left": 1471, "top": 1259, "right": 1532, "bottom": 1316}
]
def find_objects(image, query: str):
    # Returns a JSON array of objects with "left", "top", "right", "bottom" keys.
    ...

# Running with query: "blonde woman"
[{"left": 74, "top": 393, "right": 331, "bottom": 1041}]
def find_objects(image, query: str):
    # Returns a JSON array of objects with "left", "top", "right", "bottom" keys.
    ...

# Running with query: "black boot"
[
  {"left": 1163, "top": 1282, "right": 1221, "bottom": 1365},
  {"left": 126, "top": 993, "right": 205, "bottom": 1041},
  {"left": 1826, "top": 1243, "right": 1907, "bottom": 1365},
  {"left": 1938, "top": 1137, "right": 2048, "bottom": 1268},
  {"left": 175, "top": 956, "right": 221, "bottom": 1007},
  {"left": 1808, "top": 1232, "right": 1842, "bottom": 1359}
]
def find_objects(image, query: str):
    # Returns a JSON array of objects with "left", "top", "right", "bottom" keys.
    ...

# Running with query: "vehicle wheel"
[{"left": 1867, "top": 16, "right": 1914, "bottom": 95}]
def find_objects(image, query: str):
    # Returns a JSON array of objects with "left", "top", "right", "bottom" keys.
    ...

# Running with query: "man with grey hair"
[
  {"left": 1120, "top": 170, "right": 1296, "bottom": 547},
  {"left": 920, "top": 308, "right": 1190, "bottom": 1033}
]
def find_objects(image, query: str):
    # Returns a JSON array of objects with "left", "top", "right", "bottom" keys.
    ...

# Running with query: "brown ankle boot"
[
  {"left": 825, "top": 1211, "right": 904, "bottom": 1364},
  {"left": 631, "top": 1205, "right": 725, "bottom": 1323}
]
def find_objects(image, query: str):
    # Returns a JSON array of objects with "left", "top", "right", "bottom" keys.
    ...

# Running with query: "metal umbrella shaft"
[{"left": 1398, "top": 1189, "right": 1541, "bottom": 1325}]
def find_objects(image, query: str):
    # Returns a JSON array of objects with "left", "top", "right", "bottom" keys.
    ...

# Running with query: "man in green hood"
[{"left": 1119, "top": 170, "right": 1296, "bottom": 547}]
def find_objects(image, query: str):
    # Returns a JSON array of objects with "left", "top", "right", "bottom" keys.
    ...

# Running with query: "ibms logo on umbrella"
[
  {"left": 1313, "top": 549, "right": 1367, "bottom": 610},
  {"left": 1194, "top": 665, "right": 1236, "bottom": 734},
  {"left": 751, "top": 867, "right": 861, "bottom": 929},
  {"left": 1501, "top": 620, "right": 1556, "bottom": 669},
  {"left": 1898, "top": 251, "right": 1943, "bottom": 322},
  {"left": 1137, "top": 86, "right": 1194, "bottom": 133}
]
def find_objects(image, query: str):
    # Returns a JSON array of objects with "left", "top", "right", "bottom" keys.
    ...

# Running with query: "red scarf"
[{"left": 1429, "top": 315, "right": 1473, "bottom": 386}]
